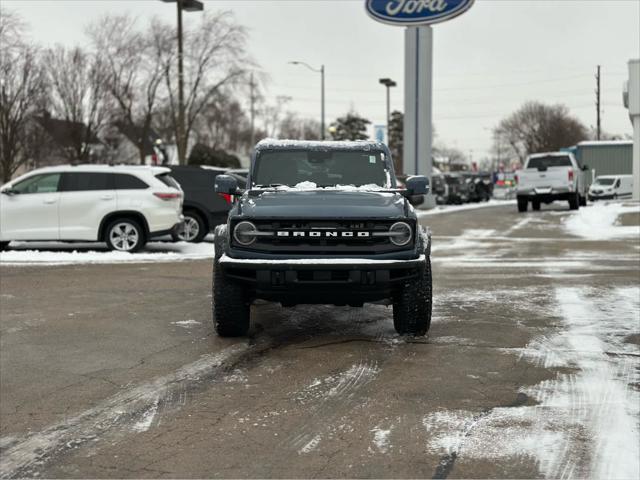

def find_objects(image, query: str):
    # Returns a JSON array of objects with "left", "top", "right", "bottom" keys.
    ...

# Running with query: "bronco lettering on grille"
[{"left": 276, "top": 231, "right": 371, "bottom": 238}]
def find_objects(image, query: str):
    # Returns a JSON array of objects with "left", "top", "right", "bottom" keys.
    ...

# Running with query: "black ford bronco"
[{"left": 212, "top": 140, "right": 432, "bottom": 337}]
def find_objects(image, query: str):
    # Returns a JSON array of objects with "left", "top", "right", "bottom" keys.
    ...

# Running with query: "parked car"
[
  {"left": 168, "top": 165, "right": 246, "bottom": 243},
  {"left": 432, "top": 173, "right": 469, "bottom": 204},
  {"left": 515, "top": 152, "right": 589, "bottom": 212},
  {"left": 588, "top": 175, "right": 633, "bottom": 201},
  {"left": 0, "top": 165, "right": 183, "bottom": 252},
  {"left": 462, "top": 172, "right": 493, "bottom": 202}
]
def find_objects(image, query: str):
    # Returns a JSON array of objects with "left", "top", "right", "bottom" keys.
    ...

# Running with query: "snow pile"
[
  {"left": 417, "top": 199, "right": 516, "bottom": 216},
  {"left": 563, "top": 202, "right": 640, "bottom": 240},
  {"left": 0, "top": 241, "right": 214, "bottom": 266}
]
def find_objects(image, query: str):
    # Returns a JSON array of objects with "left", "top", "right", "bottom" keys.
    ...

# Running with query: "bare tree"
[
  {"left": 158, "top": 11, "right": 250, "bottom": 164},
  {"left": 44, "top": 45, "right": 112, "bottom": 162},
  {"left": 494, "top": 101, "right": 588, "bottom": 163},
  {"left": 278, "top": 111, "right": 321, "bottom": 140},
  {"left": 89, "top": 14, "right": 165, "bottom": 163},
  {"left": 194, "top": 91, "right": 248, "bottom": 151},
  {"left": 0, "top": 10, "right": 46, "bottom": 181},
  {"left": 261, "top": 95, "right": 291, "bottom": 138}
]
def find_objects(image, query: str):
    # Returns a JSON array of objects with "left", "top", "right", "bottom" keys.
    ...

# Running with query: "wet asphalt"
[{"left": 0, "top": 202, "right": 639, "bottom": 479}]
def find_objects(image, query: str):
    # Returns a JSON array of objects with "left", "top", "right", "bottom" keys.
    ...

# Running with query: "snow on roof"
[
  {"left": 527, "top": 151, "right": 572, "bottom": 158},
  {"left": 16, "top": 164, "right": 170, "bottom": 175},
  {"left": 255, "top": 138, "right": 385, "bottom": 151},
  {"left": 577, "top": 140, "right": 633, "bottom": 147}
]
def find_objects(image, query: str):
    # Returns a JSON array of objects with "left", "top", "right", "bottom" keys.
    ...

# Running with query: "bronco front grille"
[{"left": 231, "top": 219, "right": 414, "bottom": 255}]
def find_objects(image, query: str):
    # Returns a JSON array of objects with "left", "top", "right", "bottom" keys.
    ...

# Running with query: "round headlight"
[
  {"left": 233, "top": 221, "right": 257, "bottom": 246},
  {"left": 389, "top": 222, "right": 412, "bottom": 246}
]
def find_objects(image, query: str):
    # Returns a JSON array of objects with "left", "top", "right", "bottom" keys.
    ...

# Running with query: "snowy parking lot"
[{"left": 1, "top": 201, "right": 639, "bottom": 478}]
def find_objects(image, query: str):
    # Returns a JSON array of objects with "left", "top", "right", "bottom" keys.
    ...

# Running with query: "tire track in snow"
[
  {"left": 0, "top": 343, "right": 249, "bottom": 479},
  {"left": 275, "top": 306, "right": 393, "bottom": 456},
  {"left": 424, "top": 286, "right": 640, "bottom": 479}
]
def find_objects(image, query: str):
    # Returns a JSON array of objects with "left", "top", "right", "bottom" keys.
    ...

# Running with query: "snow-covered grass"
[
  {"left": 563, "top": 202, "right": 640, "bottom": 240},
  {"left": 417, "top": 199, "right": 515, "bottom": 216},
  {"left": 0, "top": 240, "right": 214, "bottom": 266}
]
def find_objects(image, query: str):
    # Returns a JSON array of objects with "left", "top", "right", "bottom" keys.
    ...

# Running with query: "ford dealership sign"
[{"left": 365, "top": 0, "right": 474, "bottom": 26}]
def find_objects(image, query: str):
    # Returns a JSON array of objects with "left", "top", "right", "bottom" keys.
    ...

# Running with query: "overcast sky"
[{"left": 4, "top": 0, "right": 640, "bottom": 160}]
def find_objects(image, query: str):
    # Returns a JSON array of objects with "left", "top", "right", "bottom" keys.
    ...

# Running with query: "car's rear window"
[
  {"left": 114, "top": 174, "right": 148, "bottom": 190},
  {"left": 169, "top": 169, "right": 217, "bottom": 190},
  {"left": 156, "top": 173, "right": 181, "bottom": 189},
  {"left": 527, "top": 156, "right": 572, "bottom": 169}
]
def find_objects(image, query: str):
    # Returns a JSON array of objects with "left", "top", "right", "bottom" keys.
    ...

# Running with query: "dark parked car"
[
  {"left": 462, "top": 172, "right": 493, "bottom": 202},
  {"left": 432, "top": 173, "right": 469, "bottom": 204},
  {"left": 168, "top": 166, "right": 246, "bottom": 243}
]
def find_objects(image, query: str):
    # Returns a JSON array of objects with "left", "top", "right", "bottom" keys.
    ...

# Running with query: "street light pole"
[
  {"left": 176, "top": 0, "right": 185, "bottom": 164},
  {"left": 378, "top": 78, "right": 397, "bottom": 142},
  {"left": 160, "top": 0, "right": 203, "bottom": 164},
  {"left": 289, "top": 61, "right": 325, "bottom": 140},
  {"left": 320, "top": 65, "right": 325, "bottom": 140}
]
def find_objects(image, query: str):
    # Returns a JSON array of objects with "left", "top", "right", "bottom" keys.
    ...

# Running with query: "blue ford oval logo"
[{"left": 365, "top": 0, "right": 475, "bottom": 26}]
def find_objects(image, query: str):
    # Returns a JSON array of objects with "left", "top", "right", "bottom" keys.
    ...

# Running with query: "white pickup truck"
[{"left": 515, "top": 152, "right": 590, "bottom": 212}]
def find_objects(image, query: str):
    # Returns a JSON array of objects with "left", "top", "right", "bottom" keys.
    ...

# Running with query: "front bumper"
[
  {"left": 218, "top": 254, "right": 426, "bottom": 305},
  {"left": 588, "top": 192, "right": 614, "bottom": 201}
]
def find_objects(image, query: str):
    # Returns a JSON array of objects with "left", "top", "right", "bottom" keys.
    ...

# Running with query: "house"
[{"left": 105, "top": 122, "right": 167, "bottom": 165}]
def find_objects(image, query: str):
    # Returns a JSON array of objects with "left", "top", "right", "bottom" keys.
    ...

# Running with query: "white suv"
[{"left": 0, "top": 165, "right": 183, "bottom": 252}]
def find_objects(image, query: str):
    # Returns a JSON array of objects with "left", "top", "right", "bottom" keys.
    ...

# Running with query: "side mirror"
[
  {"left": 582, "top": 165, "right": 589, "bottom": 171},
  {"left": 404, "top": 175, "right": 429, "bottom": 196},
  {"left": 1, "top": 188, "right": 18, "bottom": 196},
  {"left": 214, "top": 174, "right": 239, "bottom": 195}
]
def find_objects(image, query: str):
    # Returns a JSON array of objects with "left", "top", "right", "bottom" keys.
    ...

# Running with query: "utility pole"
[
  {"left": 289, "top": 61, "right": 325, "bottom": 139},
  {"left": 596, "top": 65, "right": 601, "bottom": 140},
  {"left": 249, "top": 72, "right": 256, "bottom": 147}
]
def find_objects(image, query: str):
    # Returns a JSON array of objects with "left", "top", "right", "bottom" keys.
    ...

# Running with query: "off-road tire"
[
  {"left": 212, "top": 230, "right": 250, "bottom": 337},
  {"left": 517, "top": 196, "right": 528, "bottom": 213},
  {"left": 104, "top": 218, "right": 145, "bottom": 252},
  {"left": 393, "top": 257, "right": 432, "bottom": 336},
  {"left": 0, "top": 241, "right": 9, "bottom": 251},
  {"left": 171, "top": 210, "right": 207, "bottom": 243},
  {"left": 568, "top": 192, "right": 580, "bottom": 210},
  {"left": 532, "top": 200, "right": 541, "bottom": 211}
]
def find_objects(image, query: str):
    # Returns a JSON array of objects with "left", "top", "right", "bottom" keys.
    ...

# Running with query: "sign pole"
[{"left": 403, "top": 25, "right": 435, "bottom": 208}]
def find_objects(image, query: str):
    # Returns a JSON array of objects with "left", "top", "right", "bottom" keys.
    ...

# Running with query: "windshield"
[
  {"left": 594, "top": 178, "right": 616, "bottom": 186},
  {"left": 527, "top": 155, "right": 572, "bottom": 169},
  {"left": 252, "top": 150, "right": 389, "bottom": 188}
]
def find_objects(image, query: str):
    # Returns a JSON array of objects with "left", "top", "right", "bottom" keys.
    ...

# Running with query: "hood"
[{"left": 238, "top": 190, "right": 407, "bottom": 219}]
